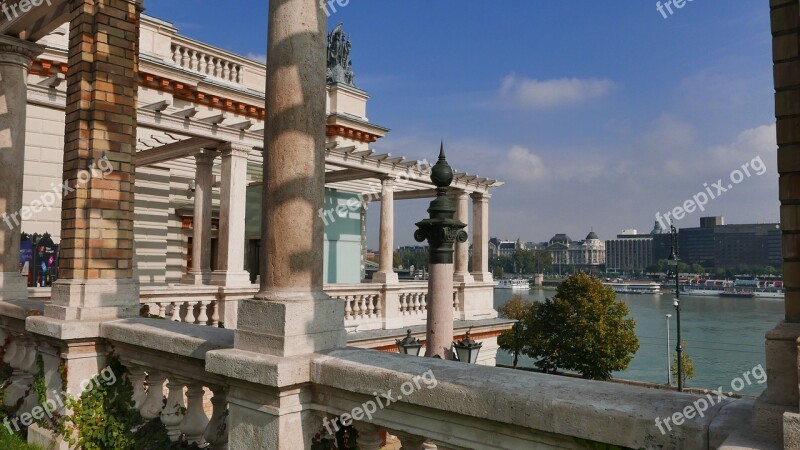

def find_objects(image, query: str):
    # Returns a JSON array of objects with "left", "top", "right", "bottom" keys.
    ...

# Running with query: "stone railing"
[
  {"left": 22, "top": 281, "right": 498, "bottom": 333},
  {"left": 169, "top": 35, "right": 266, "bottom": 89},
  {"left": 0, "top": 301, "right": 44, "bottom": 420},
  {"left": 102, "top": 319, "right": 233, "bottom": 449},
  {"left": 309, "top": 348, "right": 750, "bottom": 449}
]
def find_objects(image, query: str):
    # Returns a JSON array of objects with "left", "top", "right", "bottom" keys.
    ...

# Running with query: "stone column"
[
  {"left": 38, "top": 0, "right": 142, "bottom": 323},
  {"left": 0, "top": 36, "right": 43, "bottom": 301},
  {"left": 452, "top": 190, "right": 473, "bottom": 283},
  {"left": 183, "top": 151, "right": 216, "bottom": 285},
  {"left": 373, "top": 176, "right": 398, "bottom": 284},
  {"left": 233, "top": 0, "right": 344, "bottom": 357},
  {"left": 470, "top": 192, "right": 492, "bottom": 282},
  {"left": 211, "top": 143, "right": 251, "bottom": 287}
]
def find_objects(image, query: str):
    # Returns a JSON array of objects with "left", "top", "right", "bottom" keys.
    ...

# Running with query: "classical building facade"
[{"left": 547, "top": 232, "right": 605, "bottom": 272}]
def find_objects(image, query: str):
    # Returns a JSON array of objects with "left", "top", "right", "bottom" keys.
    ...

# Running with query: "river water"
[{"left": 493, "top": 288, "right": 784, "bottom": 395}]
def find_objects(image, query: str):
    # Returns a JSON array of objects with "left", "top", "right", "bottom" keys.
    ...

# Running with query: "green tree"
[
  {"left": 690, "top": 263, "right": 705, "bottom": 275},
  {"left": 522, "top": 273, "right": 639, "bottom": 380},
  {"left": 671, "top": 340, "right": 695, "bottom": 387},
  {"left": 497, "top": 295, "right": 534, "bottom": 368}
]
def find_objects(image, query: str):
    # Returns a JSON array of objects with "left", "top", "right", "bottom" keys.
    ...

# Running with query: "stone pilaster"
[
  {"left": 211, "top": 143, "right": 252, "bottom": 287},
  {"left": 753, "top": 0, "right": 800, "bottom": 446},
  {"left": 183, "top": 151, "right": 216, "bottom": 285},
  {"left": 42, "top": 0, "right": 142, "bottom": 322},
  {"left": 373, "top": 176, "right": 398, "bottom": 284},
  {"left": 0, "top": 36, "right": 44, "bottom": 301},
  {"left": 470, "top": 192, "right": 492, "bottom": 282}
]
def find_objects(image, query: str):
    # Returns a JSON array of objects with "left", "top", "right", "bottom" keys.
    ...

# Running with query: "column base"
[
  {"left": 453, "top": 272, "right": 474, "bottom": 283},
  {"left": 235, "top": 292, "right": 345, "bottom": 357},
  {"left": 0, "top": 272, "right": 28, "bottom": 301},
  {"left": 471, "top": 272, "right": 493, "bottom": 283},
  {"left": 181, "top": 270, "right": 213, "bottom": 285},
  {"left": 45, "top": 278, "right": 140, "bottom": 321},
  {"left": 210, "top": 270, "right": 253, "bottom": 287},
  {"left": 371, "top": 271, "right": 398, "bottom": 284}
]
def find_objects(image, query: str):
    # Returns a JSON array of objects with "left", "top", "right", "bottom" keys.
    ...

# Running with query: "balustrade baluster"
[
  {"left": 420, "top": 293, "right": 428, "bottom": 313},
  {"left": 236, "top": 65, "right": 243, "bottom": 83},
  {"left": 210, "top": 301, "right": 220, "bottom": 327},
  {"left": 353, "top": 422, "right": 383, "bottom": 450},
  {"left": 344, "top": 295, "right": 352, "bottom": 320},
  {"left": 180, "top": 383, "right": 209, "bottom": 444},
  {"left": 197, "top": 301, "right": 210, "bottom": 326},
  {"left": 184, "top": 301, "right": 199, "bottom": 323},
  {"left": 222, "top": 61, "right": 230, "bottom": 80},
  {"left": 126, "top": 364, "right": 147, "bottom": 410},
  {"left": 215, "top": 59, "right": 223, "bottom": 78},
  {"left": 172, "top": 45, "right": 181, "bottom": 64},
  {"left": 140, "top": 371, "right": 166, "bottom": 420},
  {"left": 170, "top": 302, "right": 182, "bottom": 322},
  {"left": 162, "top": 377, "right": 187, "bottom": 441},
  {"left": 190, "top": 50, "right": 199, "bottom": 70},
  {"left": 181, "top": 48, "right": 190, "bottom": 68},
  {"left": 158, "top": 302, "right": 167, "bottom": 319},
  {"left": 412, "top": 293, "right": 421, "bottom": 314},
  {"left": 373, "top": 294, "right": 382, "bottom": 318},
  {"left": 204, "top": 386, "right": 228, "bottom": 449}
]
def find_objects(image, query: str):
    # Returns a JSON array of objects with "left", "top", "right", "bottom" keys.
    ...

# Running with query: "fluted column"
[
  {"left": 184, "top": 151, "right": 216, "bottom": 284},
  {"left": 373, "top": 176, "right": 398, "bottom": 284},
  {"left": 452, "top": 190, "right": 473, "bottom": 283},
  {"left": 470, "top": 192, "right": 492, "bottom": 282},
  {"left": 212, "top": 143, "right": 252, "bottom": 287},
  {"left": 0, "top": 36, "right": 44, "bottom": 301}
]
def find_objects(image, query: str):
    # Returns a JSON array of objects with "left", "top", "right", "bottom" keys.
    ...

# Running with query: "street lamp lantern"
[
  {"left": 396, "top": 329, "right": 423, "bottom": 356},
  {"left": 453, "top": 329, "right": 482, "bottom": 364}
]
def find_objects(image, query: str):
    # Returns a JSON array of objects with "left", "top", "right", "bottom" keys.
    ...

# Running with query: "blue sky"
[{"left": 145, "top": 1, "right": 777, "bottom": 247}]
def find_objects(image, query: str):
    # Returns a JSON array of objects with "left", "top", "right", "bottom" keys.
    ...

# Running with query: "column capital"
[
  {"left": 470, "top": 191, "right": 492, "bottom": 201},
  {"left": 0, "top": 36, "right": 44, "bottom": 64},
  {"left": 379, "top": 174, "right": 397, "bottom": 184},
  {"left": 194, "top": 150, "right": 218, "bottom": 165},
  {"left": 218, "top": 142, "right": 252, "bottom": 158}
]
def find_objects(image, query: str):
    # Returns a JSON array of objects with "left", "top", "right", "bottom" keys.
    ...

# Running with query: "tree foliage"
[
  {"left": 671, "top": 340, "right": 695, "bottom": 387},
  {"left": 521, "top": 273, "right": 639, "bottom": 380},
  {"left": 490, "top": 249, "right": 552, "bottom": 275},
  {"left": 497, "top": 295, "right": 534, "bottom": 366}
]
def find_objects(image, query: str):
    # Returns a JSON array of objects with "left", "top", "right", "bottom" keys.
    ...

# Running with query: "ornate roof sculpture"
[{"left": 327, "top": 23, "right": 356, "bottom": 87}]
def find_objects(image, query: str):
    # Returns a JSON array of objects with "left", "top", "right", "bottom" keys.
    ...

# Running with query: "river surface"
[{"left": 493, "top": 288, "right": 784, "bottom": 395}]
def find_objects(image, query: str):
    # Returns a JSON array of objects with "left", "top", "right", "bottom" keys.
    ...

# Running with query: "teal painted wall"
[{"left": 245, "top": 185, "right": 362, "bottom": 284}]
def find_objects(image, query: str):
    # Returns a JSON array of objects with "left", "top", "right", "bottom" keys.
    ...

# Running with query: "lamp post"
[
  {"left": 668, "top": 224, "right": 684, "bottom": 392},
  {"left": 666, "top": 314, "right": 672, "bottom": 386},
  {"left": 512, "top": 321, "right": 523, "bottom": 368}
]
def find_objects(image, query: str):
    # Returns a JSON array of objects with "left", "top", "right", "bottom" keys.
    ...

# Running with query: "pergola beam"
[
  {"left": 325, "top": 168, "right": 377, "bottom": 183},
  {"left": 136, "top": 137, "right": 220, "bottom": 167}
]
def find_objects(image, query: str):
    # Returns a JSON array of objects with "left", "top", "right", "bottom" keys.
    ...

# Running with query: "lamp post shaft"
[{"left": 666, "top": 316, "right": 671, "bottom": 386}]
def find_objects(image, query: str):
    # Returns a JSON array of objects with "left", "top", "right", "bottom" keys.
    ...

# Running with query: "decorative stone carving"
[{"left": 327, "top": 23, "right": 356, "bottom": 86}]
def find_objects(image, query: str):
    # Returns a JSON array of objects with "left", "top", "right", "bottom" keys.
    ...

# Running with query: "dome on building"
[
  {"left": 586, "top": 231, "right": 599, "bottom": 241},
  {"left": 549, "top": 234, "right": 572, "bottom": 245},
  {"left": 650, "top": 220, "right": 664, "bottom": 235}
]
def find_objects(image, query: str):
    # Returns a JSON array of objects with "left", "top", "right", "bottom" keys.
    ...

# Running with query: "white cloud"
[
  {"left": 499, "top": 75, "right": 616, "bottom": 108},
  {"left": 709, "top": 124, "right": 776, "bottom": 163},
  {"left": 246, "top": 53, "right": 266, "bottom": 64},
  {"left": 502, "top": 145, "right": 548, "bottom": 182}
]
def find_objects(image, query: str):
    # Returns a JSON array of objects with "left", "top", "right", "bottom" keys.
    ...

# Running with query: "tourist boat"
[
  {"left": 495, "top": 279, "right": 529, "bottom": 290},
  {"left": 604, "top": 282, "right": 661, "bottom": 294},
  {"left": 719, "top": 288, "right": 756, "bottom": 298}
]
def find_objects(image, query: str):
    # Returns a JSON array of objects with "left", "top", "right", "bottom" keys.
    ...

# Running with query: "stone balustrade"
[
  {"left": 169, "top": 35, "right": 264, "bottom": 87},
  {"left": 20, "top": 281, "right": 497, "bottom": 333},
  {"left": 103, "top": 319, "right": 233, "bottom": 448}
]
